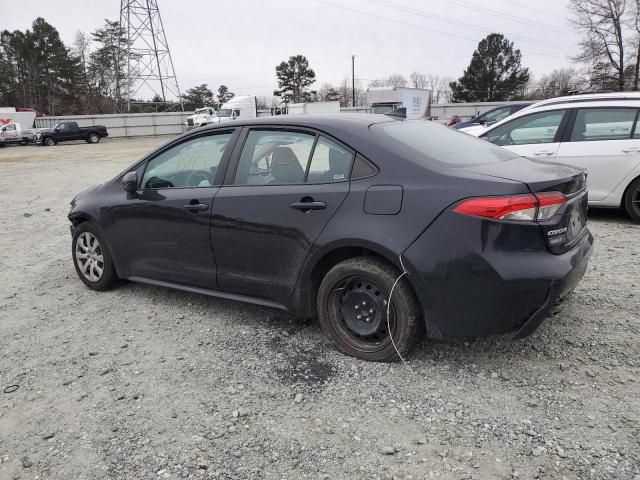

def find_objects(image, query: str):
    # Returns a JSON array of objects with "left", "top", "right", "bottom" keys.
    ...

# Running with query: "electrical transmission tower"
[{"left": 118, "top": 0, "right": 183, "bottom": 111}]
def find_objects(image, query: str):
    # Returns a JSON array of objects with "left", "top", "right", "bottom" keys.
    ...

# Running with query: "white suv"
[{"left": 467, "top": 92, "right": 640, "bottom": 222}]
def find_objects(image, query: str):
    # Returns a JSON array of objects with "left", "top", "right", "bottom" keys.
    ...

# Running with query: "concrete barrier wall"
[
  {"left": 34, "top": 102, "right": 519, "bottom": 138},
  {"left": 35, "top": 112, "right": 191, "bottom": 138}
]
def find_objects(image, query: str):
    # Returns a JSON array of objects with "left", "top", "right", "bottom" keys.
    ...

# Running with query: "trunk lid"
[{"left": 463, "top": 156, "right": 589, "bottom": 254}]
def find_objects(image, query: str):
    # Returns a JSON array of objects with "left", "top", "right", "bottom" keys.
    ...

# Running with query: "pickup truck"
[
  {"left": 0, "top": 122, "right": 35, "bottom": 146},
  {"left": 35, "top": 121, "right": 108, "bottom": 146}
]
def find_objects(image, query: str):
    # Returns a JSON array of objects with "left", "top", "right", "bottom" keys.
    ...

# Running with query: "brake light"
[{"left": 453, "top": 192, "right": 566, "bottom": 221}]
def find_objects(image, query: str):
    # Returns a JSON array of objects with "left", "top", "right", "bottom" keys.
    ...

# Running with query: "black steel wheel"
[
  {"left": 624, "top": 177, "right": 640, "bottom": 223},
  {"left": 318, "top": 256, "right": 424, "bottom": 362}
]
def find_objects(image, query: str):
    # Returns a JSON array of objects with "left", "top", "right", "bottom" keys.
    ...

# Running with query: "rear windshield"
[{"left": 378, "top": 120, "right": 518, "bottom": 166}]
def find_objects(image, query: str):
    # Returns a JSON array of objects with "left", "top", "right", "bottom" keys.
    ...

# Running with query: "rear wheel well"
[
  {"left": 621, "top": 174, "right": 640, "bottom": 207},
  {"left": 307, "top": 247, "right": 406, "bottom": 315}
]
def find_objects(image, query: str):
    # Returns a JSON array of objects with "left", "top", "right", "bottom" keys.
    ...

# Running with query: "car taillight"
[
  {"left": 453, "top": 192, "right": 566, "bottom": 221},
  {"left": 535, "top": 192, "right": 566, "bottom": 220}
]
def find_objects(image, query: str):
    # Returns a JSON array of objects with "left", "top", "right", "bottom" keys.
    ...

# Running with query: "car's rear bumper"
[{"left": 402, "top": 211, "right": 593, "bottom": 339}]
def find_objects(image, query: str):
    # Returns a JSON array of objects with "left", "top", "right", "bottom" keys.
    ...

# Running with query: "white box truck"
[
  {"left": 366, "top": 87, "right": 430, "bottom": 120},
  {"left": 0, "top": 108, "right": 37, "bottom": 129}
]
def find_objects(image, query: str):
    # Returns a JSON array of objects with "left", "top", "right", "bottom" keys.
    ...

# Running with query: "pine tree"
[
  {"left": 450, "top": 34, "right": 529, "bottom": 102},
  {"left": 217, "top": 85, "right": 235, "bottom": 104},
  {"left": 273, "top": 55, "right": 316, "bottom": 103},
  {"left": 181, "top": 84, "right": 215, "bottom": 109}
]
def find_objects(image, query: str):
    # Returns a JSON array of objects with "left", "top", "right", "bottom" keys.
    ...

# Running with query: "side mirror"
[{"left": 123, "top": 171, "right": 138, "bottom": 193}]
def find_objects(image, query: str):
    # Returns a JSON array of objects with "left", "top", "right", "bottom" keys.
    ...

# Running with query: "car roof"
[
  {"left": 481, "top": 93, "right": 640, "bottom": 134},
  {"left": 523, "top": 91, "right": 640, "bottom": 111},
  {"left": 201, "top": 113, "right": 394, "bottom": 130}
]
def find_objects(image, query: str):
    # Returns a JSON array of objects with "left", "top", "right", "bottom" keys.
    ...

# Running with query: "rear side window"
[
  {"left": 380, "top": 120, "right": 518, "bottom": 166},
  {"left": 306, "top": 137, "right": 354, "bottom": 183},
  {"left": 484, "top": 110, "right": 567, "bottom": 146},
  {"left": 234, "top": 130, "right": 315, "bottom": 185},
  {"left": 570, "top": 108, "right": 637, "bottom": 141}
]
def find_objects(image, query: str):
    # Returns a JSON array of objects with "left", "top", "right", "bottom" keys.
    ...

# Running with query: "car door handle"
[
  {"left": 533, "top": 150, "right": 555, "bottom": 156},
  {"left": 290, "top": 200, "right": 327, "bottom": 211},
  {"left": 183, "top": 203, "right": 209, "bottom": 212},
  {"left": 622, "top": 148, "right": 640, "bottom": 153}
]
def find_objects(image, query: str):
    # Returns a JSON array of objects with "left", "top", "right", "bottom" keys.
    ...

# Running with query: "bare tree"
[
  {"left": 570, "top": 0, "right": 626, "bottom": 91},
  {"left": 338, "top": 78, "right": 366, "bottom": 107},
  {"left": 387, "top": 74, "right": 407, "bottom": 88},
  {"left": 368, "top": 74, "right": 408, "bottom": 88},
  {"left": 428, "top": 75, "right": 453, "bottom": 103},
  {"left": 409, "top": 71, "right": 428, "bottom": 88},
  {"left": 537, "top": 68, "right": 586, "bottom": 97},
  {"left": 629, "top": 0, "right": 640, "bottom": 89}
]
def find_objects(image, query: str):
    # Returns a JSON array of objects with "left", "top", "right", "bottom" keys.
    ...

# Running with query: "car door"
[
  {"left": 109, "top": 130, "right": 237, "bottom": 289},
  {"left": 210, "top": 128, "right": 353, "bottom": 301},
  {"left": 481, "top": 109, "right": 569, "bottom": 159},
  {"left": 2, "top": 124, "right": 18, "bottom": 141},
  {"left": 56, "top": 123, "right": 74, "bottom": 141},
  {"left": 554, "top": 107, "right": 640, "bottom": 201}
]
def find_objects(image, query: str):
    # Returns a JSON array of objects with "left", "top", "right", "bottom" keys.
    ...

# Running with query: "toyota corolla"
[{"left": 68, "top": 115, "right": 593, "bottom": 361}]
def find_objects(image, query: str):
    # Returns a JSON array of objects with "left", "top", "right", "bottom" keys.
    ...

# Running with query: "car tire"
[
  {"left": 624, "top": 177, "right": 640, "bottom": 223},
  {"left": 72, "top": 222, "right": 118, "bottom": 291},
  {"left": 87, "top": 133, "right": 100, "bottom": 144},
  {"left": 317, "top": 256, "right": 424, "bottom": 362},
  {"left": 44, "top": 137, "right": 56, "bottom": 146}
]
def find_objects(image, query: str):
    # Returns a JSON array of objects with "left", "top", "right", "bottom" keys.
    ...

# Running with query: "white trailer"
[
  {"left": 286, "top": 101, "right": 341, "bottom": 115},
  {"left": 366, "top": 87, "right": 430, "bottom": 120},
  {"left": 0, "top": 108, "right": 37, "bottom": 128}
]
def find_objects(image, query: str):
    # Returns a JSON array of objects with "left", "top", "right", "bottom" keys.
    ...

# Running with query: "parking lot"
[{"left": 0, "top": 137, "right": 639, "bottom": 480}]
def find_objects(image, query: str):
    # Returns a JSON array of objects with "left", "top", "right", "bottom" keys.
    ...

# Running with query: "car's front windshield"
[
  {"left": 217, "top": 109, "right": 232, "bottom": 118},
  {"left": 195, "top": 109, "right": 210, "bottom": 115}
]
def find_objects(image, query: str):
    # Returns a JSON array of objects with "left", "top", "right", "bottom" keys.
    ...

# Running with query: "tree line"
[{"left": 4, "top": 4, "right": 640, "bottom": 116}]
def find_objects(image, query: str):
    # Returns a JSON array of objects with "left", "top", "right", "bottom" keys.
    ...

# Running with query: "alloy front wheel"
[
  {"left": 75, "top": 232, "right": 104, "bottom": 282},
  {"left": 72, "top": 223, "right": 118, "bottom": 291}
]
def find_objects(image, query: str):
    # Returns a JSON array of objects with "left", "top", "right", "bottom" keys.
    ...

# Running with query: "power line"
[
  {"left": 312, "top": 0, "right": 570, "bottom": 58},
  {"left": 499, "top": 0, "right": 567, "bottom": 20},
  {"left": 444, "top": 0, "right": 570, "bottom": 34},
  {"left": 368, "top": 0, "right": 573, "bottom": 47}
]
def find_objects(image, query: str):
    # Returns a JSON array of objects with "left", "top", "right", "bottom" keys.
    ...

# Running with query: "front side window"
[
  {"left": 58, "top": 123, "right": 67, "bottom": 131},
  {"left": 5, "top": 124, "right": 16, "bottom": 131},
  {"left": 141, "top": 133, "right": 232, "bottom": 189},
  {"left": 234, "top": 130, "right": 315, "bottom": 185},
  {"left": 571, "top": 108, "right": 637, "bottom": 141},
  {"left": 307, "top": 137, "right": 354, "bottom": 183},
  {"left": 484, "top": 110, "right": 567, "bottom": 146}
]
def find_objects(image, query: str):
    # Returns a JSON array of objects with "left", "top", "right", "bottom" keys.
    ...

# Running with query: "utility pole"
[{"left": 351, "top": 54, "right": 356, "bottom": 107}]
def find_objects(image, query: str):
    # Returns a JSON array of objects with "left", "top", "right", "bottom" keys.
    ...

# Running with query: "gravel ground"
[{"left": 0, "top": 138, "right": 639, "bottom": 480}]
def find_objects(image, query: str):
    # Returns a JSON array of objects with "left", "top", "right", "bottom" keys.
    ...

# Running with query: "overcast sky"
[{"left": 5, "top": 0, "right": 577, "bottom": 99}]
